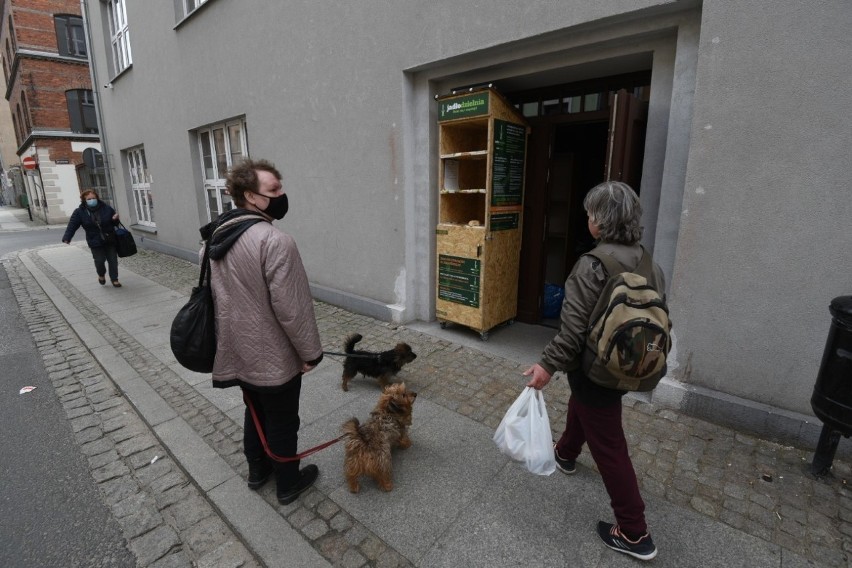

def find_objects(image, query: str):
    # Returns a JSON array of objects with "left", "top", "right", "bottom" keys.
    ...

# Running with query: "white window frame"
[
  {"left": 197, "top": 119, "right": 248, "bottom": 222},
  {"left": 127, "top": 147, "right": 154, "bottom": 227},
  {"left": 184, "top": 0, "right": 210, "bottom": 17},
  {"left": 108, "top": 0, "right": 132, "bottom": 76}
]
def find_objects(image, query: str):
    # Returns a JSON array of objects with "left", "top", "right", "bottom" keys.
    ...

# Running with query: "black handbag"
[
  {"left": 115, "top": 223, "right": 137, "bottom": 257},
  {"left": 170, "top": 244, "right": 216, "bottom": 373}
]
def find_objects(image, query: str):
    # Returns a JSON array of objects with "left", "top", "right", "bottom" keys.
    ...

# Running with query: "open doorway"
[
  {"left": 508, "top": 75, "right": 650, "bottom": 325},
  {"left": 543, "top": 121, "right": 608, "bottom": 287}
]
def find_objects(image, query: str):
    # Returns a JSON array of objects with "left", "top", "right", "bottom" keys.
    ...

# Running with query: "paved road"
[
  {"left": 0, "top": 260, "right": 135, "bottom": 568},
  {"left": 0, "top": 228, "right": 64, "bottom": 257}
]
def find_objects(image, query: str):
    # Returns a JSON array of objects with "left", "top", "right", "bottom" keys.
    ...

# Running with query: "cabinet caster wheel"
[
  {"left": 480, "top": 331, "right": 489, "bottom": 341},
  {"left": 507, "top": 319, "right": 515, "bottom": 326},
  {"left": 439, "top": 321, "right": 447, "bottom": 329}
]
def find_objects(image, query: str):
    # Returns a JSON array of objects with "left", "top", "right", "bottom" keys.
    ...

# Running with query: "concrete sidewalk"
[
  {"left": 6, "top": 243, "right": 849, "bottom": 567},
  {"left": 0, "top": 204, "right": 45, "bottom": 231}
]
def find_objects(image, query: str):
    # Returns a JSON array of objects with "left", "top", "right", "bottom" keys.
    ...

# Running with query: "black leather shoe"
[
  {"left": 277, "top": 464, "right": 319, "bottom": 505},
  {"left": 247, "top": 458, "right": 273, "bottom": 490}
]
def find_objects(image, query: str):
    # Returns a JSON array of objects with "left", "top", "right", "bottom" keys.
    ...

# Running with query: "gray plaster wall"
[
  {"left": 82, "top": 0, "right": 851, "bottom": 422},
  {"left": 85, "top": 0, "right": 683, "bottom": 308},
  {"left": 669, "top": 0, "right": 852, "bottom": 415}
]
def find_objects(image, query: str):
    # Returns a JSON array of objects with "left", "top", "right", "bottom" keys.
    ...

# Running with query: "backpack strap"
[
  {"left": 586, "top": 250, "right": 625, "bottom": 280},
  {"left": 586, "top": 245, "right": 652, "bottom": 280},
  {"left": 635, "top": 247, "right": 654, "bottom": 279}
]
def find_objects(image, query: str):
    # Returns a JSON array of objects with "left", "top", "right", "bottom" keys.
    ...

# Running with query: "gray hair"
[{"left": 583, "top": 181, "right": 643, "bottom": 244}]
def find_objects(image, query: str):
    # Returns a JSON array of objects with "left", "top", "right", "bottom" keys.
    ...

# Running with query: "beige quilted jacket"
[{"left": 209, "top": 221, "right": 322, "bottom": 389}]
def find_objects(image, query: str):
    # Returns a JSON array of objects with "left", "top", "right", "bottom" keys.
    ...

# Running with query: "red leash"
[{"left": 242, "top": 390, "right": 344, "bottom": 463}]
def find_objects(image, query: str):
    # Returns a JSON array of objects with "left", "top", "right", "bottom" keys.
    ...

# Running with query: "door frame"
[{"left": 509, "top": 75, "right": 650, "bottom": 325}]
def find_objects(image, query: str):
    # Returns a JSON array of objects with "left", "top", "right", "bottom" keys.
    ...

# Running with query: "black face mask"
[{"left": 253, "top": 192, "right": 288, "bottom": 220}]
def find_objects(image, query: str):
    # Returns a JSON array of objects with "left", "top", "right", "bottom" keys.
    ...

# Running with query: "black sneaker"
[
  {"left": 554, "top": 445, "right": 576, "bottom": 475},
  {"left": 277, "top": 464, "right": 319, "bottom": 505},
  {"left": 596, "top": 521, "right": 657, "bottom": 561}
]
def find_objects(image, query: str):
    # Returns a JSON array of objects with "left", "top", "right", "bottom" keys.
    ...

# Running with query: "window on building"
[
  {"left": 5, "top": 39, "right": 11, "bottom": 69},
  {"left": 197, "top": 118, "right": 247, "bottom": 222},
  {"left": 16, "top": 103, "right": 25, "bottom": 141},
  {"left": 2, "top": 57, "right": 7, "bottom": 83},
  {"left": 8, "top": 15, "right": 16, "bottom": 52},
  {"left": 11, "top": 114, "right": 19, "bottom": 146},
  {"left": 66, "top": 89, "right": 98, "bottom": 133},
  {"left": 55, "top": 15, "right": 87, "bottom": 58},
  {"left": 184, "top": 0, "right": 210, "bottom": 16},
  {"left": 77, "top": 162, "right": 107, "bottom": 204},
  {"left": 107, "top": 0, "right": 132, "bottom": 75},
  {"left": 515, "top": 91, "right": 609, "bottom": 118},
  {"left": 21, "top": 92, "right": 31, "bottom": 132},
  {"left": 127, "top": 147, "right": 154, "bottom": 226}
]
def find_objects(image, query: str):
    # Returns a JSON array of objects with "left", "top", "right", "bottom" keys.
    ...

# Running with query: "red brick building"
[{"left": 1, "top": 0, "right": 103, "bottom": 223}]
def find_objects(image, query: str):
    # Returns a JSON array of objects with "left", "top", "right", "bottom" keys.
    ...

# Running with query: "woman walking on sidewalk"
[
  {"left": 62, "top": 190, "right": 123, "bottom": 287},
  {"left": 524, "top": 181, "right": 665, "bottom": 561}
]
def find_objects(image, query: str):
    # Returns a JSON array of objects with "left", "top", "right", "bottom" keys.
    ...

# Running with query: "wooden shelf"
[
  {"left": 437, "top": 222, "right": 486, "bottom": 229},
  {"left": 439, "top": 118, "right": 488, "bottom": 155},
  {"left": 440, "top": 151, "right": 488, "bottom": 159},
  {"left": 435, "top": 88, "right": 528, "bottom": 337},
  {"left": 440, "top": 157, "right": 487, "bottom": 194}
]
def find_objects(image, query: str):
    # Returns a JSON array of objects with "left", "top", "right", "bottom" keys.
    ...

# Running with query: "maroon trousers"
[{"left": 555, "top": 395, "right": 647, "bottom": 536}]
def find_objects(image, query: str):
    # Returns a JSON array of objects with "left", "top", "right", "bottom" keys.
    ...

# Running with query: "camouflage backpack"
[{"left": 582, "top": 247, "right": 671, "bottom": 391}]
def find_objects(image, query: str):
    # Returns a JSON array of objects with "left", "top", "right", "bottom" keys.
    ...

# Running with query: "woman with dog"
[
  {"left": 61, "top": 190, "right": 122, "bottom": 287},
  {"left": 524, "top": 181, "right": 665, "bottom": 561},
  {"left": 207, "top": 158, "right": 323, "bottom": 506}
]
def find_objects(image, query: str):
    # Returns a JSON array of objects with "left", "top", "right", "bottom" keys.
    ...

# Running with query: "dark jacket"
[
  {"left": 539, "top": 241, "right": 666, "bottom": 406},
  {"left": 62, "top": 200, "right": 118, "bottom": 248}
]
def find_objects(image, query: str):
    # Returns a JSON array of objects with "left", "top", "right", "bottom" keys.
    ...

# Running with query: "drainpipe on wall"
[{"left": 80, "top": 0, "right": 116, "bottom": 206}]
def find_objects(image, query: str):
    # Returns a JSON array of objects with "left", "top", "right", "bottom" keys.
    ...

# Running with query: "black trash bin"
[{"left": 810, "top": 296, "right": 852, "bottom": 475}]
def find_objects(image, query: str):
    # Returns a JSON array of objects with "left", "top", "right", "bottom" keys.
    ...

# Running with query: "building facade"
[
  {"left": 0, "top": 71, "right": 20, "bottom": 205},
  {"left": 82, "top": 0, "right": 852, "bottom": 447},
  {"left": 1, "top": 0, "right": 103, "bottom": 224}
]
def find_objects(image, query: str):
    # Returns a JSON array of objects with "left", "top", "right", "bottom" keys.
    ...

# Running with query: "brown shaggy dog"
[
  {"left": 341, "top": 333, "right": 417, "bottom": 392},
  {"left": 341, "top": 383, "right": 417, "bottom": 493}
]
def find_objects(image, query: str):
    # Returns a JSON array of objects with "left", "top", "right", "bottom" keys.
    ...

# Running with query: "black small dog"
[{"left": 341, "top": 333, "right": 417, "bottom": 392}]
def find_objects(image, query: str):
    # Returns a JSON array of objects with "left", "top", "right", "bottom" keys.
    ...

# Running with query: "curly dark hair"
[{"left": 226, "top": 159, "right": 282, "bottom": 207}]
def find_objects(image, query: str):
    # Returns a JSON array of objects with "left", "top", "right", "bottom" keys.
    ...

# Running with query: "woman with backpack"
[
  {"left": 62, "top": 190, "right": 123, "bottom": 287},
  {"left": 524, "top": 181, "right": 667, "bottom": 562}
]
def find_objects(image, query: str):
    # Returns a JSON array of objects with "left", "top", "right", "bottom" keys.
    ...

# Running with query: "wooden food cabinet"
[{"left": 435, "top": 88, "right": 529, "bottom": 340}]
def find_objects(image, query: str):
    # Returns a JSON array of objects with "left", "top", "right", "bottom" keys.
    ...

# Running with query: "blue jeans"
[{"left": 90, "top": 245, "right": 118, "bottom": 281}]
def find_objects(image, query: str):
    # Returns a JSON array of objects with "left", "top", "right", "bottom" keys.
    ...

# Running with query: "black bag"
[
  {"left": 115, "top": 223, "right": 137, "bottom": 257},
  {"left": 170, "top": 244, "right": 216, "bottom": 373}
]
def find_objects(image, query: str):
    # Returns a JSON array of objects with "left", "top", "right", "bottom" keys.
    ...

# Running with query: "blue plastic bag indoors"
[{"left": 542, "top": 283, "right": 564, "bottom": 319}]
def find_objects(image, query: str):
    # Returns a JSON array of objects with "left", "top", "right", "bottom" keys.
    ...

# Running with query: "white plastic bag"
[{"left": 493, "top": 387, "right": 556, "bottom": 475}]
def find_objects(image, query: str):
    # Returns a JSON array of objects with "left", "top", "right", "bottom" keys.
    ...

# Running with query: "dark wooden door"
[
  {"left": 605, "top": 89, "right": 648, "bottom": 189},
  {"left": 516, "top": 118, "right": 552, "bottom": 323}
]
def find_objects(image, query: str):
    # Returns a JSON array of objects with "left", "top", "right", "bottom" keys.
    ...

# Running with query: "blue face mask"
[{"left": 85, "top": 198, "right": 98, "bottom": 208}]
